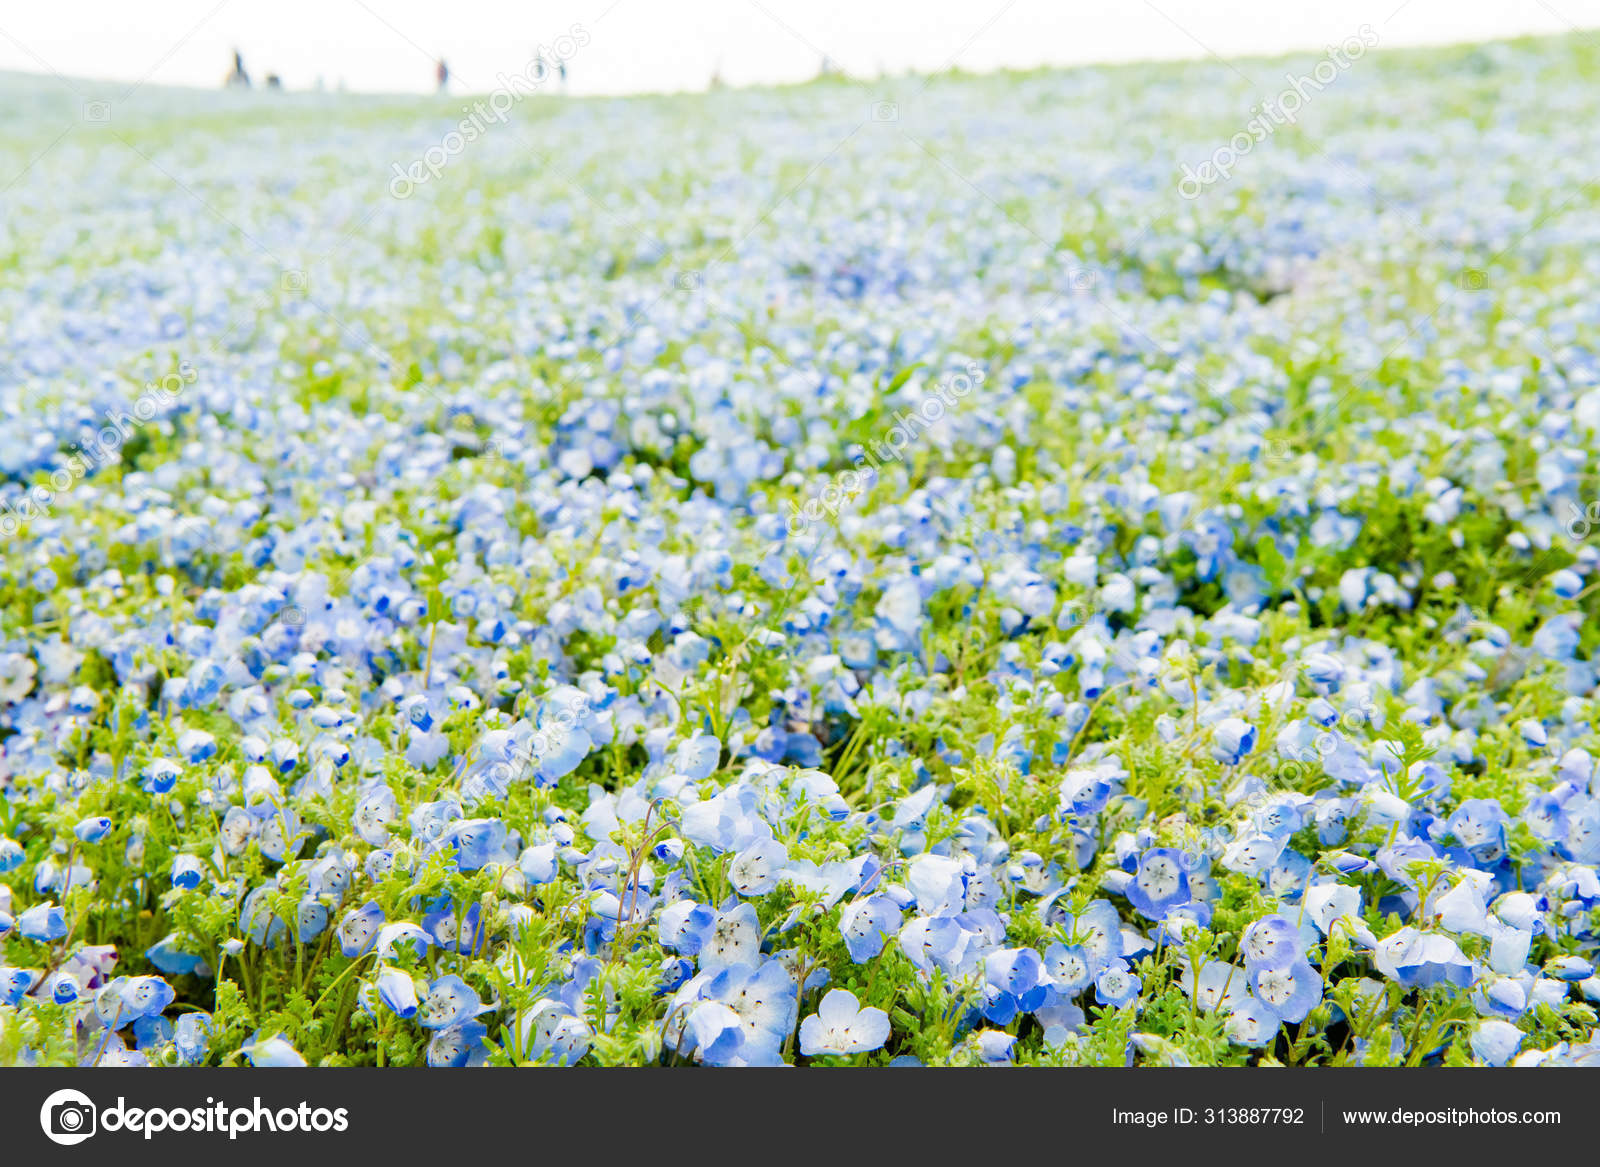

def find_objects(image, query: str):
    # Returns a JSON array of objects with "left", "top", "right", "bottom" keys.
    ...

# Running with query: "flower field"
[{"left": 4, "top": 33, "right": 1600, "bottom": 1068}]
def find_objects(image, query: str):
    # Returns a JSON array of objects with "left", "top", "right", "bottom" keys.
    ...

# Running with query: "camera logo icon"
[
  {"left": 82, "top": 100, "right": 111, "bottom": 123},
  {"left": 40, "top": 1089, "right": 97, "bottom": 1146}
]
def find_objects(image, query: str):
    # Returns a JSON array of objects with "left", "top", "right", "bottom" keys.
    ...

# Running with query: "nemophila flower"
[
  {"left": 1124, "top": 848, "right": 1190, "bottom": 920},
  {"left": 519, "top": 1000, "right": 593, "bottom": 1066},
  {"left": 839, "top": 895, "right": 902, "bottom": 962},
  {"left": 174, "top": 1014, "right": 212, "bottom": 1064},
  {"left": 447, "top": 817, "right": 509, "bottom": 871},
  {"left": 728, "top": 836, "right": 788, "bottom": 896},
  {"left": 45, "top": 972, "right": 79, "bottom": 1004},
  {"left": 244, "top": 1031, "right": 306, "bottom": 1067},
  {"left": 0, "top": 838, "right": 24, "bottom": 872},
  {"left": 1248, "top": 959, "right": 1322, "bottom": 1023},
  {"left": 1043, "top": 942, "right": 1096, "bottom": 994},
  {"left": 1239, "top": 915, "right": 1303, "bottom": 971},
  {"left": 419, "top": 975, "right": 485, "bottom": 1030},
  {"left": 1057, "top": 899, "right": 1125, "bottom": 968},
  {"left": 375, "top": 921, "right": 432, "bottom": 960},
  {"left": 659, "top": 900, "right": 717, "bottom": 954},
  {"left": 338, "top": 901, "right": 385, "bottom": 957},
  {"left": 800, "top": 989, "right": 891, "bottom": 1056},
  {"left": 1181, "top": 961, "right": 1246, "bottom": 1012},
  {"left": 1095, "top": 964, "right": 1141, "bottom": 1008},
  {"left": 146, "top": 933, "right": 208, "bottom": 977},
  {"left": 701, "top": 903, "right": 762, "bottom": 970},
  {"left": 170, "top": 854, "right": 204, "bottom": 890},
  {"left": 352, "top": 786, "right": 398, "bottom": 845},
  {"left": 72, "top": 816, "right": 112, "bottom": 843},
  {"left": 674, "top": 733, "right": 723, "bottom": 780},
  {"left": 1469, "top": 1019, "right": 1523, "bottom": 1066},
  {"left": 1374, "top": 927, "right": 1475, "bottom": 989},
  {"left": 1211, "top": 717, "right": 1258, "bottom": 765},
  {"left": 1, "top": 967, "right": 38, "bottom": 1006},
  {"left": 1226, "top": 997, "right": 1282, "bottom": 1047},
  {"left": 973, "top": 1029, "right": 1016, "bottom": 1065},
  {"left": 375, "top": 967, "right": 419, "bottom": 1018},
  {"left": 18, "top": 901, "right": 67, "bottom": 942},
  {"left": 984, "top": 947, "right": 1049, "bottom": 1022}
]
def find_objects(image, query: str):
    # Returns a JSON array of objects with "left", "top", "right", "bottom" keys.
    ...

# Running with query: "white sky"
[{"left": 2, "top": 0, "right": 1600, "bottom": 96}]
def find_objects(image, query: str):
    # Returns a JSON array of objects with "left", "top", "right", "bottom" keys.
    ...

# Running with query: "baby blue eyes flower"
[
  {"left": 0, "top": 838, "right": 24, "bottom": 872},
  {"left": 1373, "top": 927, "right": 1475, "bottom": 989},
  {"left": 728, "top": 837, "right": 788, "bottom": 896},
  {"left": 375, "top": 921, "right": 432, "bottom": 960},
  {"left": 352, "top": 786, "right": 397, "bottom": 845},
  {"left": 447, "top": 817, "right": 508, "bottom": 871},
  {"left": 1239, "top": 915, "right": 1302, "bottom": 971},
  {"left": 799, "top": 988, "right": 890, "bottom": 1056},
  {"left": 18, "top": 901, "right": 68, "bottom": 941},
  {"left": 375, "top": 968, "right": 419, "bottom": 1018},
  {"left": 419, "top": 974, "right": 482, "bottom": 1030},
  {"left": 1043, "top": 942, "right": 1095, "bottom": 993},
  {"left": 1211, "top": 717, "right": 1258, "bottom": 765},
  {"left": 72, "top": 816, "right": 112, "bottom": 843},
  {"left": 974, "top": 1029, "right": 1016, "bottom": 1064},
  {"left": 701, "top": 903, "right": 762, "bottom": 969},
  {"left": 243, "top": 1031, "right": 307, "bottom": 1067},
  {"left": 178, "top": 728, "right": 216, "bottom": 763},
  {"left": 1124, "top": 848, "right": 1191, "bottom": 920},
  {"left": 659, "top": 901, "right": 717, "bottom": 955},
  {"left": 1, "top": 967, "right": 36, "bottom": 1006},
  {"left": 673, "top": 733, "right": 723, "bottom": 780},
  {"left": 47, "top": 972, "right": 79, "bottom": 1003},
  {"left": 1247, "top": 959, "right": 1322, "bottom": 1023},
  {"left": 1095, "top": 965, "right": 1141, "bottom": 1007},
  {"left": 171, "top": 854, "right": 204, "bottom": 890},
  {"left": 1470, "top": 1019, "right": 1523, "bottom": 1066},
  {"left": 428, "top": 1021, "right": 489, "bottom": 1067},
  {"left": 1226, "top": 997, "right": 1281, "bottom": 1047},
  {"left": 839, "top": 895, "right": 901, "bottom": 963},
  {"left": 174, "top": 1013, "right": 212, "bottom": 1064},
  {"left": 338, "top": 902, "right": 385, "bottom": 957},
  {"left": 521, "top": 1001, "right": 594, "bottom": 1066}
]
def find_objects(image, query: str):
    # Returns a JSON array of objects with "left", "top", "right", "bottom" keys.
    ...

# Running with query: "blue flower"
[
  {"left": 1247, "top": 958, "right": 1322, "bottom": 1023},
  {"left": 1095, "top": 964, "right": 1141, "bottom": 1007},
  {"left": 1239, "top": 914, "right": 1303, "bottom": 971},
  {"left": 338, "top": 901, "right": 385, "bottom": 957},
  {"left": 174, "top": 1013, "right": 212, "bottom": 1064},
  {"left": 418, "top": 974, "right": 483, "bottom": 1030},
  {"left": 799, "top": 988, "right": 891, "bottom": 1056},
  {"left": 243, "top": 1031, "right": 306, "bottom": 1066},
  {"left": 1211, "top": 717, "right": 1258, "bottom": 765},
  {"left": 839, "top": 895, "right": 901, "bottom": 962},
  {"left": 1124, "top": 847, "right": 1191, "bottom": 920},
  {"left": 170, "top": 854, "right": 204, "bottom": 890},
  {"left": 18, "top": 902, "right": 67, "bottom": 942},
  {"left": 72, "top": 816, "right": 112, "bottom": 843},
  {"left": 375, "top": 967, "right": 419, "bottom": 1018}
]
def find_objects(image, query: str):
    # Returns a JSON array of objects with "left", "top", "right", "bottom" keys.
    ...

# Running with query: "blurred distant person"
[
  {"left": 265, "top": 74, "right": 282, "bottom": 89},
  {"left": 532, "top": 52, "right": 548, "bottom": 83},
  {"left": 558, "top": 58, "right": 567, "bottom": 86},
  {"left": 436, "top": 59, "right": 449, "bottom": 91},
  {"left": 226, "top": 49, "right": 250, "bottom": 88}
]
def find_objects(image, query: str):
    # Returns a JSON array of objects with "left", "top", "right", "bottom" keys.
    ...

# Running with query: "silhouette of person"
[
  {"left": 226, "top": 49, "right": 251, "bottom": 88},
  {"left": 436, "top": 59, "right": 449, "bottom": 91}
]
